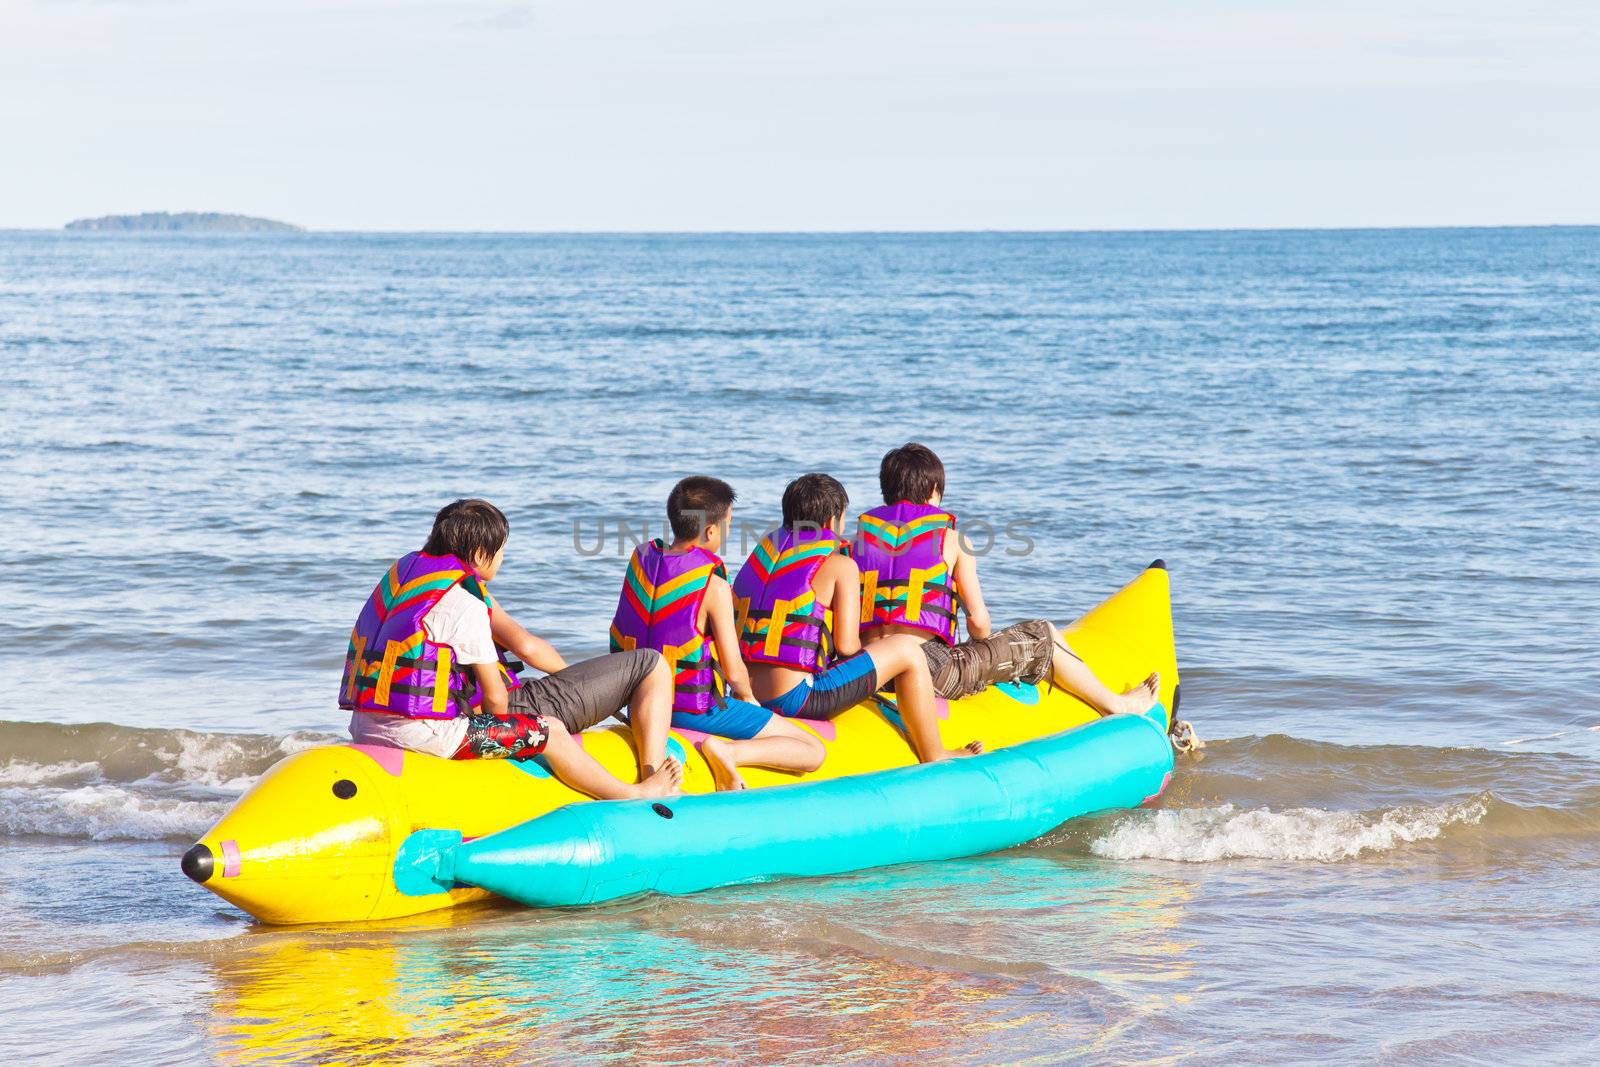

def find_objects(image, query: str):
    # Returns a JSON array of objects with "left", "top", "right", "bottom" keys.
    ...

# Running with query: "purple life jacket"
[
  {"left": 608, "top": 540, "right": 727, "bottom": 714},
  {"left": 339, "top": 551, "right": 523, "bottom": 720},
  {"left": 853, "top": 501, "right": 960, "bottom": 645},
  {"left": 732, "top": 527, "right": 843, "bottom": 674}
]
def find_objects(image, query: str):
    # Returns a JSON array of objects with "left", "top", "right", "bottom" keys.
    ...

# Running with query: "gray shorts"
[
  {"left": 921, "top": 619, "right": 1056, "bottom": 700},
  {"left": 507, "top": 648, "right": 662, "bottom": 733}
]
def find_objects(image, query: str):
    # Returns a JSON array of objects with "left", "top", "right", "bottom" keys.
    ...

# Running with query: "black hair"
[
  {"left": 879, "top": 442, "right": 946, "bottom": 504},
  {"left": 667, "top": 476, "right": 736, "bottom": 541},
  {"left": 781, "top": 473, "right": 849, "bottom": 529},
  {"left": 422, "top": 499, "right": 509, "bottom": 565}
]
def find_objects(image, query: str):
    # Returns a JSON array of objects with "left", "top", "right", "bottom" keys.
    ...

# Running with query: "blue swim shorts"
[
  {"left": 671, "top": 698, "right": 774, "bottom": 740},
  {"left": 762, "top": 651, "right": 880, "bottom": 720}
]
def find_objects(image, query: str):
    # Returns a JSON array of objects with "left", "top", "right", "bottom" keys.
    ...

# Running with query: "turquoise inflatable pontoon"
[{"left": 395, "top": 702, "right": 1176, "bottom": 908}]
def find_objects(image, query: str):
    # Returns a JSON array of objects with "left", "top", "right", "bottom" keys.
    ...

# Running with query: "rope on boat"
[{"left": 1169, "top": 718, "right": 1201, "bottom": 753}]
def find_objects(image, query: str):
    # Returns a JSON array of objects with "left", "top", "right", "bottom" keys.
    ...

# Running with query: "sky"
[{"left": 2, "top": 0, "right": 1597, "bottom": 231}]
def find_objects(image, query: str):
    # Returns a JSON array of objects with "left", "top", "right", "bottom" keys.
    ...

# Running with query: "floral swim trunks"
[
  {"left": 453, "top": 704, "right": 551, "bottom": 761},
  {"left": 448, "top": 648, "right": 664, "bottom": 761}
]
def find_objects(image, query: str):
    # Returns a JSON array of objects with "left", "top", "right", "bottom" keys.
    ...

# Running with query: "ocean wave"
[
  {"left": 0, "top": 720, "right": 338, "bottom": 842},
  {"left": 0, "top": 759, "right": 101, "bottom": 787},
  {"left": 1087, "top": 797, "right": 1489, "bottom": 862},
  {"left": 5, "top": 718, "right": 1597, "bottom": 849},
  {"left": 0, "top": 719, "right": 334, "bottom": 789},
  {"left": 1163, "top": 733, "right": 1599, "bottom": 813},
  {"left": 0, "top": 782, "right": 233, "bottom": 841}
]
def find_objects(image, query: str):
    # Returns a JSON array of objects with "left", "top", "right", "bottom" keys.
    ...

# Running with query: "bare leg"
[
  {"left": 700, "top": 718, "right": 825, "bottom": 792},
  {"left": 864, "top": 635, "right": 983, "bottom": 762},
  {"left": 627, "top": 654, "right": 674, "bottom": 780},
  {"left": 1051, "top": 638, "right": 1160, "bottom": 716},
  {"left": 540, "top": 719, "right": 681, "bottom": 799}
]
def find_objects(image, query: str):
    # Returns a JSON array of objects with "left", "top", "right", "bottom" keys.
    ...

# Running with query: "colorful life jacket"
[
  {"left": 339, "top": 551, "right": 523, "bottom": 720},
  {"left": 732, "top": 527, "right": 843, "bottom": 674},
  {"left": 853, "top": 501, "right": 960, "bottom": 645},
  {"left": 608, "top": 540, "right": 727, "bottom": 714}
]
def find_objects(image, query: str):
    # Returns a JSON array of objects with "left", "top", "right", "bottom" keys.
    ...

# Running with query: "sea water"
[{"left": 1, "top": 228, "right": 1597, "bottom": 1064}]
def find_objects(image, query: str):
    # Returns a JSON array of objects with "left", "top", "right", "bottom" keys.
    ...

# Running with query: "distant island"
[{"left": 64, "top": 212, "right": 303, "bottom": 233}]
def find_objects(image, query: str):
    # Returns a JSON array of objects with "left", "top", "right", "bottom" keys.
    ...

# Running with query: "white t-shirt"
[
  {"left": 419, "top": 585, "right": 498, "bottom": 664},
  {"left": 347, "top": 585, "right": 496, "bottom": 758}
]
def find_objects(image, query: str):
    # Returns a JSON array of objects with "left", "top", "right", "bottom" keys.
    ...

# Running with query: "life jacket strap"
[
  {"left": 905, "top": 601, "right": 960, "bottom": 623},
  {"left": 859, "top": 571, "right": 878, "bottom": 625},
  {"left": 374, "top": 639, "right": 405, "bottom": 707},
  {"left": 343, "top": 630, "right": 367, "bottom": 704},
  {"left": 870, "top": 577, "right": 959, "bottom": 622},
  {"left": 432, "top": 647, "right": 453, "bottom": 718},
  {"left": 707, "top": 656, "right": 729, "bottom": 710},
  {"left": 903, "top": 565, "right": 946, "bottom": 625},
  {"left": 816, "top": 616, "right": 834, "bottom": 671}
]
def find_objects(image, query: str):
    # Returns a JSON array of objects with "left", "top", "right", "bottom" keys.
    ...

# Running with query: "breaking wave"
[
  {"left": 1039, "top": 733, "right": 1600, "bottom": 864},
  {"left": 5, "top": 720, "right": 1597, "bottom": 852},
  {"left": 0, "top": 720, "right": 337, "bottom": 842},
  {"left": 1088, "top": 796, "right": 1490, "bottom": 862}
]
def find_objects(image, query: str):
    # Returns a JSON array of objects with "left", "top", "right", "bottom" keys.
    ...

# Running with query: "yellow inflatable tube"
[{"left": 184, "top": 562, "right": 1179, "bottom": 925}]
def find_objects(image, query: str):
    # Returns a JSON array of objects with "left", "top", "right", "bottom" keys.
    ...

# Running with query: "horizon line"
[{"left": 6, "top": 221, "right": 1599, "bottom": 237}]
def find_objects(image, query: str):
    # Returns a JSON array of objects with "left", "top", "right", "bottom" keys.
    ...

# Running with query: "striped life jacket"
[
  {"left": 853, "top": 501, "right": 960, "bottom": 645},
  {"left": 732, "top": 527, "right": 843, "bottom": 674},
  {"left": 339, "top": 551, "right": 523, "bottom": 720},
  {"left": 608, "top": 540, "right": 727, "bottom": 714}
]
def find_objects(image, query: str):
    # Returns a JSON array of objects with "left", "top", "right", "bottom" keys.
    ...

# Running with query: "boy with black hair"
[
  {"left": 733, "top": 473, "right": 982, "bottom": 764},
  {"left": 610, "top": 476, "right": 825, "bottom": 791},
  {"left": 342, "top": 498, "right": 681, "bottom": 799},
  {"left": 856, "top": 443, "right": 1160, "bottom": 711}
]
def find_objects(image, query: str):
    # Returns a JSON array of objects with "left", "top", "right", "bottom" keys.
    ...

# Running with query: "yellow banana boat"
[{"left": 183, "top": 562, "right": 1180, "bottom": 925}]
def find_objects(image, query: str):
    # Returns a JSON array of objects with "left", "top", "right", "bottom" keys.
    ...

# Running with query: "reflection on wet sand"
[{"left": 208, "top": 854, "right": 1196, "bottom": 1064}]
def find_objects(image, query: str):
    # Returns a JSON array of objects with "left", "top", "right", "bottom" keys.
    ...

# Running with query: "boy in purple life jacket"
[
  {"left": 855, "top": 443, "right": 1160, "bottom": 712},
  {"left": 609, "top": 476, "right": 826, "bottom": 791},
  {"left": 342, "top": 498, "right": 681, "bottom": 799},
  {"left": 734, "top": 473, "right": 983, "bottom": 764}
]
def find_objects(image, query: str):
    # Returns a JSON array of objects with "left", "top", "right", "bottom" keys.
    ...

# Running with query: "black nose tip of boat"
[{"left": 181, "top": 843, "right": 214, "bottom": 883}]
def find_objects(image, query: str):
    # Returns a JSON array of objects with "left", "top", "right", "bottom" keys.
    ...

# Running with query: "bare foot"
[
  {"left": 632, "top": 756, "right": 682, "bottom": 798},
  {"left": 1110, "top": 672, "right": 1161, "bottom": 716},
  {"left": 699, "top": 738, "right": 747, "bottom": 792},
  {"left": 932, "top": 740, "right": 983, "bottom": 761}
]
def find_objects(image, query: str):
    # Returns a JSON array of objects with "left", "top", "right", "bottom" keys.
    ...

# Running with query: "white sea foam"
[
  {"left": 276, "top": 731, "right": 331, "bottom": 756},
  {"left": 0, "top": 760, "right": 101, "bottom": 787},
  {"left": 165, "top": 732, "right": 262, "bottom": 791},
  {"left": 0, "top": 783, "right": 230, "bottom": 841},
  {"left": 1503, "top": 731, "right": 1568, "bottom": 746},
  {"left": 0, "top": 725, "right": 341, "bottom": 842},
  {"left": 1089, "top": 799, "right": 1489, "bottom": 863}
]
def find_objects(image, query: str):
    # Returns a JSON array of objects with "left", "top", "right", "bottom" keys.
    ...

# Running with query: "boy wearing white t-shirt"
[{"left": 342, "top": 499, "right": 681, "bottom": 799}]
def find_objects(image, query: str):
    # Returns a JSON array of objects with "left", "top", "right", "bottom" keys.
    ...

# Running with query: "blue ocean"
[{"left": 2, "top": 228, "right": 1597, "bottom": 1063}]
